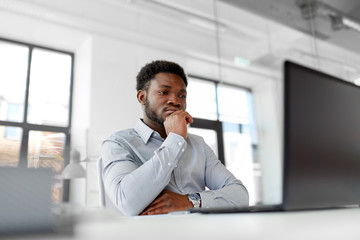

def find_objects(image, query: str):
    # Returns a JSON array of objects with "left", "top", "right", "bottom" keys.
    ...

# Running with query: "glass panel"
[
  {"left": 0, "top": 126, "right": 22, "bottom": 167},
  {"left": 222, "top": 127, "right": 256, "bottom": 205},
  {"left": 27, "top": 48, "right": 72, "bottom": 127},
  {"left": 0, "top": 41, "right": 29, "bottom": 122},
  {"left": 187, "top": 78, "right": 217, "bottom": 120},
  {"left": 188, "top": 127, "right": 218, "bottom": 157},
  {"left": 243, "top": 92, "right": 258, "bottom": 145},
  {"left": 28, "top": 130, "right": 66, "bottom": 203},
  {"left": 217, "top": 84, "right": 249, "bottom": 124}
]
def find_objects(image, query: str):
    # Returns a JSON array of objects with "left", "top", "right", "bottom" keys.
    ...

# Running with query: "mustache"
[{"left": 163, "top": 107, "right": 181, "bottom": 112}]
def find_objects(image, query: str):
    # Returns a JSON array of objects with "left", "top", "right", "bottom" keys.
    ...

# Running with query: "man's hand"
[
  {"left": 164, "top": 110, "right": 193, "bottom": 139},
  {"left": 140, "top": 190, "right": 193, "bottom": 215}
]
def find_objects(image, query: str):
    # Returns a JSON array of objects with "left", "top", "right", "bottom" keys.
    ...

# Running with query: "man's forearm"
[{"left": 199, "top": 182, "right": 249, "bottom": 208}]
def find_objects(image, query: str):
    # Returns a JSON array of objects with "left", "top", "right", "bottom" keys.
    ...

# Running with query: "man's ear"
[{"left": 137, "top": 90, "right": 146, "bottom": 105}]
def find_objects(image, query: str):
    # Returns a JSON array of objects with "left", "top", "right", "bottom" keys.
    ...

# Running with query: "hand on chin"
[{"left": 163, "top": 110, "right": 193, "bottom": 139}]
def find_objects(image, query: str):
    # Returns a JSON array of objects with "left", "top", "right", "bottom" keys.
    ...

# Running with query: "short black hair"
[{"left": 136, "top": 60, "right": 188, "bottom": 91}]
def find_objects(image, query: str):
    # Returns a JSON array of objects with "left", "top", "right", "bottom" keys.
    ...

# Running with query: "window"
[
  {"left": 0, "top": 38, "right": 73, "bottom": 203},
  {"left": 187, "top": 76, "right": 260, "bottom": 205}
]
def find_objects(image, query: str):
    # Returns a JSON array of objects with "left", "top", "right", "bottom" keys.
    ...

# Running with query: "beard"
[{"left": 145, "top": 97, "right": 164, "bottom": 125}]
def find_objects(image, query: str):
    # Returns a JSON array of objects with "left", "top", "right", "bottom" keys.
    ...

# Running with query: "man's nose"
[{"left": 167, "top": 94, "right": 180, "bottom": 106}]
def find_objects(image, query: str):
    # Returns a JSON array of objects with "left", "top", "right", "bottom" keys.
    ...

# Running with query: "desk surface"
[{"left": 6, "top": 207, "right": 360, "bottom": 240}]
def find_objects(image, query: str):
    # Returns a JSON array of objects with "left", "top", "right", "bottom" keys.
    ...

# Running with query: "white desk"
[{"left": 7, "top": 207, "right": 360, "bottom": 240}]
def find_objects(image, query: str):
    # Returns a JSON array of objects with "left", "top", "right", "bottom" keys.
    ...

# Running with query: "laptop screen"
[
  {"left": 283, "top": 61, "right": 360, "bottom": 210},
  {"left": 0, "top": 167, "right": 54, "bottom": 234}
]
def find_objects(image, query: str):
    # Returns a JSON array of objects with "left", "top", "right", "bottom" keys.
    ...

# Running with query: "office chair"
[
  {"left": 96, "top": 158, "right": 125, "bottom": 216},
  {"left": 97, "top": 157, "right": 106, "bottom": 207}
]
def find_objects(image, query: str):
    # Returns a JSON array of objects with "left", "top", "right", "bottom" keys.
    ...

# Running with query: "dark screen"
[{"left": 283, "top": 61, "right": 360, "bottom": 210}]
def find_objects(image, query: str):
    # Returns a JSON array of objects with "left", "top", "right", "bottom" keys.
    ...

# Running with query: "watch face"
[
  {"left": 189, "top": 194, "right": 200, "bottom": 201},
  {"left": 188, "top": 193, "right": 201, "bottom": 208}
]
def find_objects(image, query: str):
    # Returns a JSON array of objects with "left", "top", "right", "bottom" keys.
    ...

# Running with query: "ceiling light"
[
  {"left": 234, "top": 56, "right": 251, "bottom": 67},
  {"left": 146, "top": 0, "right": 227, "bottom": 32},
  {"left": 342, "top": 17, "right": 360, "bottom": 32},
  {"left": 188, "top": 18, "right": 226, "bottom": 32},
  {"left": 354, "top": 77, "right": 360, "bottom": 86}
]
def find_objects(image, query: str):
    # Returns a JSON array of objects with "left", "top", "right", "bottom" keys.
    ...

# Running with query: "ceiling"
[
  {"left": 2, "top": 0, "right": 359, "bottom": 83},
  {"left": 133, "top": 0, "right": 360, "bottom": 83},
  {"left": 220, "top": 0, "right": 360, "bottom": 55}
]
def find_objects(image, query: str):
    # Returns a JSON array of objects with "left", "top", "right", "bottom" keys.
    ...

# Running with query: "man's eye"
[
  {"left": 159, "top": 91, "right": 168, "bottom": 95},
  {"left": 180, "top": 95, "right": 187, "bottom": 99}
]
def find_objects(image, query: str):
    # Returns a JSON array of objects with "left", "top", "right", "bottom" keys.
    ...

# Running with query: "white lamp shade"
[
  {"left": 62, "top": 149, "right": 86, "bottom": 179},
  {"left": 62, "top": 163, "right": 86, "bottom": 179}
]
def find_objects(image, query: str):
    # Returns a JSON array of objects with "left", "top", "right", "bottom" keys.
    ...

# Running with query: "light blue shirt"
[{"left": 101, "top": 119, "right": 249, "bottom": 216}]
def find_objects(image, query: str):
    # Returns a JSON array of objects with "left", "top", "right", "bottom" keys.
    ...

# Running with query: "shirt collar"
[{"left": 135, "top": 119, "right": 156, "bottom": 144}]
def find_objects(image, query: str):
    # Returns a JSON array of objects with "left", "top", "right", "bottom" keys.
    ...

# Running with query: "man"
[{"left": 101, "top": 60, "right": 249, "bottom": 216}]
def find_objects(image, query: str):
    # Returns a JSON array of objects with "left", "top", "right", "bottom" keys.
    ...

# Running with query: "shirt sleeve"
[
  {"left": 101, "top": 132, "right": 186, "bottom": 216},
  {"left": 198, "top": 141, "right": 249, "bottom": 208}
]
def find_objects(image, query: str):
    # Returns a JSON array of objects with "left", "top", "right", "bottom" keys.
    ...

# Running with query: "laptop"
[
  {"left": 0, "top": 167, "right": 55, "bottom": 234},
  {"left": 190, "top": 61, "right": 360, "bottom": 213}
]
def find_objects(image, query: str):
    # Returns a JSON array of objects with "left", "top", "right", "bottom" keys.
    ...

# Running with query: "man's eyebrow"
[{"left": 159, "top": 85, "right": 187, "bottom": 93}]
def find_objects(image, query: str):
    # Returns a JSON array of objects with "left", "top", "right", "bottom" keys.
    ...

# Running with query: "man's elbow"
[
  {"left": 113, "top": 193, "right": 144, "bottom": 216},
  {"left": 241, "top": 185, "right": 250, "bottom": 206},
  {"left": 118, "top": 205, "right": 140, "bottom": 217},
  {"left": 234, "top": 183, "right": 249, "bottom": 207}
]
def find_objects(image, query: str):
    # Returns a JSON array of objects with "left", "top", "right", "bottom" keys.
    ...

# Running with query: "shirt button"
[
  {"left": 181, "top": 149, "right": 185, "bottom": 152},
  {"left": 168, "top": 162, "right": 171, "bottom": 166},
  {"left": 178, "top": 142, "right": 183, "bottom": 146}
]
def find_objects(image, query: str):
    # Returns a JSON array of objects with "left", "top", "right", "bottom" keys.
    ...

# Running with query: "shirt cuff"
[
  {"left": 161, "top": 132, "right": 187, "bottom": 151},
  {"left": 197, "top": 191, "right": 213, "bottom": 208},
  {"left": 152, "top": 132, "right": 187, "bottom": 169}
]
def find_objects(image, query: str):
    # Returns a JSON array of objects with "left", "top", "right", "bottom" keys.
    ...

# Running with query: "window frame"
[
  {"left": 190, "top": 118, "right": 225, "bottom": 164},
  {"left": 0, "top": 37, "right": 74, "bottom": 201},
  {"left": 187, "top": 74, "right": 256, "bottom": 165}
]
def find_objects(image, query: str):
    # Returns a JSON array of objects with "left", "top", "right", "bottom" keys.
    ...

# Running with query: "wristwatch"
[{"left": 188, "top": 193, "right": 201, "bottom": 208}]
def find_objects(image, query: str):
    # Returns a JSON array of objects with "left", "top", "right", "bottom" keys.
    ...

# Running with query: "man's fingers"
[
  {"left": 148, "top": 189, "right": 170, "bottom": 205},
  {"left": 181, "top": 110, "right": 193, "bottom": 123},
  {"left": 141, "top": 206, "right": 168, "bottom": 215},
  {"left": 164, "top": 110, "right": 193, "bottom": 139},
  {"left": 168, "top": 110, "right": 192, "bottom": 122},
  {"left": 140, "top": 190, "right": 192, "bottom": 216},
  {"left": 186, "top": 114, "right": 193, "bottom": 124},
  {"left": 140, "top": 190, "right": 171, "bottom": 215},
  {"left": 144, "top": 200, "right": 168, "bottom": 212},
  {"left": 141, "top": 201, "right": 170, "bottom": 215}
]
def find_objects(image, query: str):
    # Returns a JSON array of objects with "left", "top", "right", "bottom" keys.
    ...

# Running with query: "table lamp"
[{"left": 62, "top": 149, "right": 86, "bottom": 179}]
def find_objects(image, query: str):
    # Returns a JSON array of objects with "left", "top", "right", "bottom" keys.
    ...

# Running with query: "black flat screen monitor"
[{"left": 283, "top": 61, "right": 360, "bottom": 210}]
